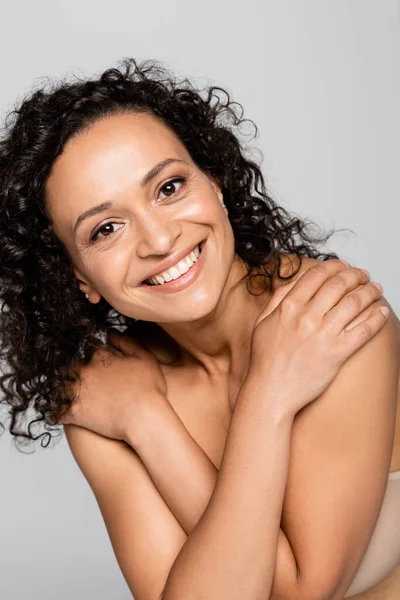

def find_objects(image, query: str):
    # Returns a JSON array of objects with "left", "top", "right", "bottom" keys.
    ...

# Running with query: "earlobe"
[
  {"left": 73, "top": 267, "right": 89, "bottom": 292},
  {"left": 209, "top": 177, "right": 225, "bottom": 207},
  {"left": 73, "top": 267, "right": 101, "bottom": 303}
]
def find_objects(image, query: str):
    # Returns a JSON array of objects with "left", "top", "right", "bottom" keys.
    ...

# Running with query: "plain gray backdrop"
[{"left": 0, "top": 1, "right": 399, "bottom": 598}]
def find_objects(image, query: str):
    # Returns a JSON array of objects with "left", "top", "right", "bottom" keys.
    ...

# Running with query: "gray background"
[{"left": 0, "top": 1, "right": 399, "bottom": 598}]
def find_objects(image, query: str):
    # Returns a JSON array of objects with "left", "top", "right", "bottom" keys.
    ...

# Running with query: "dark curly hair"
[{"left": 0, "top": 58, "right": 350, "bottom": 451}]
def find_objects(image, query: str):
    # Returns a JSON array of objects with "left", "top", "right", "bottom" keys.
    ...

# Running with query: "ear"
[
  {"left": 207, "top": 174, "right": 225, "bottom": 206},
  {"left": 73, "top": 267, "right": 101, "bottom": 304}
]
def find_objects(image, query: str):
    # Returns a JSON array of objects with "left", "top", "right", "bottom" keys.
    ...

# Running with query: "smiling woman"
[
  {"left": 0, "top": 57, "right": 342, "bottom": 440},
  {"left": 0, "top": 58, "right": 399, "bottom": 600},
  {"left": 45, "top": 114, "right": 221, "bottom": 314}
]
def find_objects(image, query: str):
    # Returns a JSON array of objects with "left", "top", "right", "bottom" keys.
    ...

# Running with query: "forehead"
[{"left": 46, "top": 112, "right": 191, "bottom": 218}]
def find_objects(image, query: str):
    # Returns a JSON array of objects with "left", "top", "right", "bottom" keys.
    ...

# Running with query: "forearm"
[
  {"left": 130, "top": 394, "right": 300, "bottom": 597},
  {"left": 131, "top": 401, "right": 301, "bottom": 598},
  {"left": 129, "top": 394, "right": 388, "bottom": 600},
  {"left": 144, "top": 375, "right": 294, "bottom": 600},
  {"left": 131, "top": 393, "right": 218, "bottom": 534}
]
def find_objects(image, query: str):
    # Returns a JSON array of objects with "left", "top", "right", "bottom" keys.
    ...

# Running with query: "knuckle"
[
  {"left": 299, "top": 311, "right": 316, "bottom": 334},
  {"left": 370, "top": 297, "right": 386, "bottom": 311},
  {"left": 358, "top": 322, "right": 372, "bottom": 339},
  {"left": 309, "top": 264, "right": 327, "bottom": 278},
  {"left": 280, "top": 295, "right": 301, "bottom": 316},
  {"left": 344, "top": 293, "right": 362, "bottom": 311},
  {"left": 329, "top": 275, "right": 346, "bottom": 289}
]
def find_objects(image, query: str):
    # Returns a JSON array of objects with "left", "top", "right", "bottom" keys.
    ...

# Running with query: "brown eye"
[
  {"left": 90, "top": 222, "right": 123, "bottom": 243},
  {"left": 158, "top": 177, "right": 185, "bottom": 200}
]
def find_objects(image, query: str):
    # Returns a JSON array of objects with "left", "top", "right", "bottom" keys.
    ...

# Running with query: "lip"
[
  {"left": 138, "top": 240, "right": 207, "bottom": 294},
  {"left": 140, "top": 240, "right": 204, "bottom": 284}
]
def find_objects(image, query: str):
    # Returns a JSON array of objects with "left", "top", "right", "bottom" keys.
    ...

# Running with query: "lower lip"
[{"left": 138, "top": 241, "right": 207, "bottom": 294}]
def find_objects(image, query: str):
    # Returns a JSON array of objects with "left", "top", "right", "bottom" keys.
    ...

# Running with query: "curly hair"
[{"left": 0, "top": 58, "right": 349, "bottom": 451}]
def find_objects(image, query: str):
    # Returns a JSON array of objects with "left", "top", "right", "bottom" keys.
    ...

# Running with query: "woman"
[{"left": 0, "top": 59, "right": 399, "bottom": 599}]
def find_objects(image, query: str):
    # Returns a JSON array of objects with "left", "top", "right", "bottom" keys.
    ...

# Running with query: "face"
[{"left": 46, "top": 111, "right": 239, "bottom": 324}]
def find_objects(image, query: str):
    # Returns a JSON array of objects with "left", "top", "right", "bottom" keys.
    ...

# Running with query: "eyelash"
[{"left": 89, "top": 176, "right": 186, "bottom": 243}]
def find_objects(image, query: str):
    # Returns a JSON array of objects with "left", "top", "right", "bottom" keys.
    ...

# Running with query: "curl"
[{"left": 0, "top": 58, "right": 352, "bottom": 451}]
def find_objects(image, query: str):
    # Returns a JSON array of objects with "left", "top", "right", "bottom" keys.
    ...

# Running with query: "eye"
[
  {"left": 158, "top": 177, "right": 186, "bottom": 201},
  {"left": 90, "top": 222, "right": 124, "bottom": 243}
]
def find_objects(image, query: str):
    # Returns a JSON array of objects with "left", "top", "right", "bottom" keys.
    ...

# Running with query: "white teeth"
[
  {"left": 185, "top": 255, "right": 194, "bottom": 268},
  {"left": 161, "top": 271, "right": 173, "bottom": 282},
  {"left": 176, "top": 259, "right": 190, "bottom": 274},
  {"left": 147, "top": 244, "right": 201, "bottom": 286},
  {"left": 169, "top": 266, "right": 182, "bottom": 280}
]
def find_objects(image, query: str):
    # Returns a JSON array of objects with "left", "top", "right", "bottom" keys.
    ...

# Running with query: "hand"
[
  {"left": 247, "top": 259, "right": 388, "bottom": 418},
  {"left": 57, "top": 329, "right": 168, "bottom": 443}
]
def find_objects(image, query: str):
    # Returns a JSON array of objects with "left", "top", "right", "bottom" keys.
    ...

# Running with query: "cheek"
[
  {"left": 182, "top": 191, "right": 223, "bottom": 222},
  {"left": 85, "top": 247, "right": 129, "bottom": 291}
]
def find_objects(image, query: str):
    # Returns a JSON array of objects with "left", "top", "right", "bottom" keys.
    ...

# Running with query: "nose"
[{"left": 135, "top": 213, "right": 182, "bottom": 258}]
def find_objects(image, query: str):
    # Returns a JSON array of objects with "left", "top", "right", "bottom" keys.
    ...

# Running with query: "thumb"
[{"left": 107, "top": 328, "right": 142, "bottom": 357}]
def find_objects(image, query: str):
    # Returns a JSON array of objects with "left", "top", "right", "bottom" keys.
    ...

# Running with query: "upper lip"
[{"left": 141, "top": 241, "right": 203, "bottom": 283}]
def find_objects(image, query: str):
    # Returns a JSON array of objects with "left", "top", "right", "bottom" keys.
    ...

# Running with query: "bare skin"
[
  {"left": 46, "top": 111, "right": 271, "bottom": 390},
  {"left": 138, "top": 258, "right": 400, "bottom": 599},
  {"left": 46, "top": 111, "right": 400, "bottom": 597},
  {"left": 146, "top": 256, "right": 400, "bottom": 475}
]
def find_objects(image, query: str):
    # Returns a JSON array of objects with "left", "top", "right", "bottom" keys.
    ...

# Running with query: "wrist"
[{"left": 239, "top": 370, "right": 296, "bottom": 426}]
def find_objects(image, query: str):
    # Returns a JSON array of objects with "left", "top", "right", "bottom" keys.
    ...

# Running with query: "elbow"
[
  {"left": 285, "top": 574, "right": 343, "bottom": 600},
  {"left": 279, "top": 588, "right": 334, "bottom": 600}
]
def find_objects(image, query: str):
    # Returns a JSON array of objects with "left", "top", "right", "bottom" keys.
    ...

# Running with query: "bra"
[{"left": 344, "top": 470, "right": 400, "bottom": 596}]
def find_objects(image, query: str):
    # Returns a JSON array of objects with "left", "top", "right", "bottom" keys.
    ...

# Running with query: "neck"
[{"left": 157, "top": 257, "right": 273, "bottom": 385}]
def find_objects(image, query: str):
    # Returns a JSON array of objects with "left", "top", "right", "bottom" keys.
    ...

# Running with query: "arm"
[
  {"left": 158, "top": 374, "right": 295, "bottom": 600},
  {"left": 130, "top": 392, "right": 399, "bottom": 600},
  {"left": 128, "top": 300, "right": 399, "bottom": 600},
  {"left": 65, "top": 377, "right": 295, "bottom": 600}
]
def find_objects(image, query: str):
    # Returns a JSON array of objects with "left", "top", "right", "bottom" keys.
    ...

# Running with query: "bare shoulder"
[
  {"left": 277, "top": 253, "right": 400, "bottom": 468},
  {"left": 273, "top": 253, "right": 320, "bottom": 289},
  {"left": 278, "top": 257, "right": 400, "bottom": 592},
  {"left": 277, "top": 253, "right": 400, "bottom": 336}
]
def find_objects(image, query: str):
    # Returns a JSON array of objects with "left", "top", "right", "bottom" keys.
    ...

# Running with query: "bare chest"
[
  {"left": 161, "top": 366, "right": 233, "bottom": 471},
  {"left": 161, "top": 362, "right": 400, "bottom": 475}
]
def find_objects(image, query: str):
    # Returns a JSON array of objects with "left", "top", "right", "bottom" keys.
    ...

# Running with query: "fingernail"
[
  {"left": 380, "top": 307, "right": 389, "bottom": 317},
  {"left": 362, "top": 269, "right": 370, "bottom": 277},
  {"left": 372, "top": 281, "right": 383, "bottom": 292}
]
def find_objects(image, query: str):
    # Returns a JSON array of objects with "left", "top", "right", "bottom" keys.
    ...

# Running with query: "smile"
[
  {"left": 139, "top": 240, "right": 207, "bottom": 294},
  {"left": 146, "top": 244, "right": 201, "bottom": 285}
]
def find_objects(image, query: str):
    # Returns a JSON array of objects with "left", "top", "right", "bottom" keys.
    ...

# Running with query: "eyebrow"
[{"left": 73, "top": 157, "right": 186, "bottom": 236}]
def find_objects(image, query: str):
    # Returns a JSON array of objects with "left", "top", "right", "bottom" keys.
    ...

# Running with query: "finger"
[
  {"left": 307, "top": 266, "right": 371, "bottom": 318},
  {"left": 255, "top": 270, "right": 309, "bottom": 323},
  {"left": 339, "top": 305, "right": 389, "bottom": 357},
  {"left": 107, "top": 328, "right": 141, "bottom": 356},
  {"left": 324, "top": 281, "right": 384, "bottom": 334},
  {"left": 280, "top": 259, "right": 351, "bottom": 305}
]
